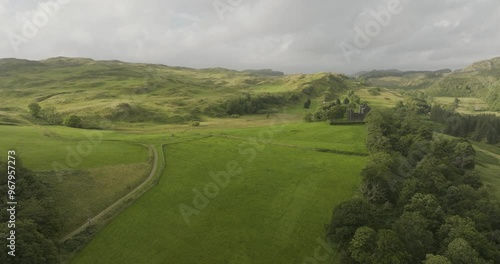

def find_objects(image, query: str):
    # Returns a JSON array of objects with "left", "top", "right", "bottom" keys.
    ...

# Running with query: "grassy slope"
[
  {"left": 0, "top": 125, "right": 151, "bottom": 234},
  {"left": 0, "top": 125, "right": 146, "bottom": 170},
  {"left": 71, "top": 130, "right": 366, "bottom": 264},
  {"left": 0, "top": 57, "right": 377, "bottom": 263},
  {"left": 359, "top": 57, "right": 500, "bottom": 112},
  {"left": 0, "top": 58, "right": 351, "bottom": 126},
  {"left": 433, "top": 97, "right": 499, "bottom": 116},
  {"left": 209, "top": 122, "right": 367, "bottom": 154},
  {"left": 472, "top": 141, "right": 500, "bottom": 200}
]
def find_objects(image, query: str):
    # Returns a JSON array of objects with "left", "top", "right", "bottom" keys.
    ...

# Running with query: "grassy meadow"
[
  {"left": 71, "top": 128, "right": 366, "bottom": 264},
  {"left": 0, "top": 125, "right": 152, "bottom": 234},
  {"left": 5, "top": 57, "right": 499, "bottom": 263},
  {"left": 473, "top": 142, "right": 500, "bottom": 200},
  {"left": 433, "top": 96, "right": 500, "bottom": 116}
]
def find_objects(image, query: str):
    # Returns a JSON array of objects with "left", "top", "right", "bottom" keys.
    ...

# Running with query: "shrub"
[{"left": 64, "top": 115, "right": 82, "bottom": 128}]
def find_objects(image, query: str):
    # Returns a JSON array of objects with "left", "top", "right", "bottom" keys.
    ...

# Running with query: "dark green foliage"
[
  {"left": 423, "top": 254, "right": 452, "bottom": 264},
  {"left": 63, "top": 115, "right": 82, "bottom": 128},
  {"left": 106, "top": 103, "right": 173, "bottom": 123},
  {"left": 0, "top": 157, "right": 62, "bottom": 263},
  {"left": 0, "top": 220, "right": 59, "bottom": 264},
  {"left": 241, "top": 69, "right": 284, "bottom": 76},
  {"left": 307, "top": 90, "right": 363, "bottom": 122},
  {"left": 404, "top": 96, "right": 431, "bottom": 114},
  {"left": 303, "top": 99, "right": 311, "bottom": 109},
  {"left": 28, "top": 102, "right": 41, "bottom": 118},
  {"left": 212, "top": 93, "right": 296, "bottom": 116},
  {"left": 327, "top": 108, "right": 500, "bottom": 263},
  {"left": 40, "top": 107, "right": 62, "bottom": 125},
  {"left": 430, "top": 105, "right": 500, "bottom": 144},
  {"left": 326, "top": 199, "right": 375, "bottom": 250},
  {"left": 304, "top": 112, "right": 314, "bottom": 123}
]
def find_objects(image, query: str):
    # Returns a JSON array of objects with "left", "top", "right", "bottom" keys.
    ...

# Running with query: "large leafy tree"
[{"left": 28, "top": 102, "right": 42, "bottom": 118}]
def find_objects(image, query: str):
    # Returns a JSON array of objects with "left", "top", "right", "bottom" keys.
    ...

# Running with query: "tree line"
[
  {"left": 206, "top": 92, "right": 300, "bottom": 116},
  {"left": 327, "top": 107, "right": 500, "bottom": 263},
  {"left": 430, "top": 105, "right": 499, "bottom": 144},
  {"left": 304, "top": 90, "right": 365, "bottom": 122}
]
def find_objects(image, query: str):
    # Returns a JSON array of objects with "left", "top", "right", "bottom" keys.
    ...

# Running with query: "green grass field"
[
  {"left": 356, "top": 87, "right": 404, "bottom": 108},
  {"left": 0, "top": 125, "right": 152, "bottom": 234},
  {"left": 0, "top": 125, "right": 148, "bottom": 170},
  {"left": 433, "top": 97, "right": 500, "bottom": 116},
  {"left": 71, "top": 133, "right": 366, "bottom": 264}
]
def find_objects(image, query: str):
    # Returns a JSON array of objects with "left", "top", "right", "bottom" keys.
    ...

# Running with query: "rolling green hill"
[
  {"left": 0, "top": 57, "right": 353, "bottom": 127},
  {"left": 357, "top": 57, "right": 500, "bottom": 111}
]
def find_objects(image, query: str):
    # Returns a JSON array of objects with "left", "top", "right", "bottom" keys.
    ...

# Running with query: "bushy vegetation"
[
  {"left": 400, "top": 91, "right": 432, "bottom": 114},
  {"left": 207, "top": 92, "right": 299, "bottom": 116},
  {"left": 431, "top": 105, "right": 500, "bottom": 144},
  {"left": 327, "top": 108, "right": 500, "bottom": 263},
  {"left": 27, "top": 102, "right": 62, "bottom": 125},
  {"left": 0, "top": 157, "right": 62, "bottom": 263},
  {"left": 63, "top": 115, "right": 82, "bottom": 128},
  {"left": 307, "top": 90, "right": 367, "bottom": 122},
  {"left": 241, "top": 69, "right": 284, "bottom": 76},
  {"left": 357, "top": 57, "right": 500, "bottom": 111}
]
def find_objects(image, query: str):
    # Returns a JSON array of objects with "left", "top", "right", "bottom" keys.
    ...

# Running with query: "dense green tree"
[
  {"left": 327, "top": 107, "right": 500, "bottom": 263},
  {"left": 326, "top": 105, "right": 346, "bottom": 120},
  {"left": 438, "top": 216, "right": 499, "bottom": 261},
  {"left": 359, "top": 153, "right": 396, "bottom": 204},
  {"left": 349, "top": 226, "right": 376, "bottom": 263},
  {"left": 453, "top": 98, "right": 460, "bottom": 109},
  {"left": 327, "top": 199, "right": 375, "bottom": 250},
  {"left": 63, "top": 115, "right": 82, "bottom": 128},
  {"left": 393, "top": 212, "right": 435, "bottom": 262},
  {"left": 0, "top": 220, "right": 59, "bottom": 264},
  {"left": 451, "top": 141, "right": 476, "bottom": 170},
  {"left": 40, "top": 107, "right": 62, "bottom": 125},
  {"left": 373, "top": 229, "right": 410, "bottom": 263},
  {"left": 444, "top": 238, "right": 487, "bottom": 264},
  {"left": 303, "top": 99, "right": 311, "bottom": 109},
  {"left": 423, "top": 254, "right": 452, "bottom": 264},
  {"left": 404, "top": 193, "right": 445, "bottom": 231},
  {"left": 303, "top": 112, "right": 314, "bottom": 123},
  {"left": 28, "top": 102, "right": 41, "bottom": 118}
]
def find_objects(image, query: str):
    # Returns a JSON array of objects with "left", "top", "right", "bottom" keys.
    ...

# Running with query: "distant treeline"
[
  {"left": 206, "top": 92, "right": 300, "bottom": 116},
  {"left": 431, "top": 105, "right": 499, "bottom": 144},
  {"left": 242, "top": 69, "right": 285, "bottom": 76},
  {"left": 327, "top": 108, "right": 500, "bottom": 263},
  {"left": 358, "top": 69, "right": 451, "bottom": 79}
]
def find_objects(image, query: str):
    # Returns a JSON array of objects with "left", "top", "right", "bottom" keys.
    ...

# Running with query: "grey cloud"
[{"left": 0, "top": 0, "right": 498, "bottom": 74}]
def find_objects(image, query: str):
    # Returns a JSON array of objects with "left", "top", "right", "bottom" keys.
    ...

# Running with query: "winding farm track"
[
  {"left": 59, "top": 136, "right": 210, "bottom": 243},
  {"left": 60, "top": 144, "right": 161, "bottom": 243}
]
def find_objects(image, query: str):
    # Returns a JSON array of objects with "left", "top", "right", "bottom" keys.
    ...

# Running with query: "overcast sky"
[{"left": 0, "top": 0, "right": 499, "bottom": 74}]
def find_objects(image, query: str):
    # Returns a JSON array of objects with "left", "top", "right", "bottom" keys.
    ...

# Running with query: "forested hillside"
[
  {"left": 358, "top": 57, "right": 500, "bottom": 111},
  {"left": 327, "top": 106, "right": 500, "bottom": 263}
]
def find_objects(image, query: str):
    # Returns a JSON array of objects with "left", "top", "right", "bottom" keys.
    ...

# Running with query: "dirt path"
[{"left": 60, "top": 144, "right": 160, "bottom": 243}]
